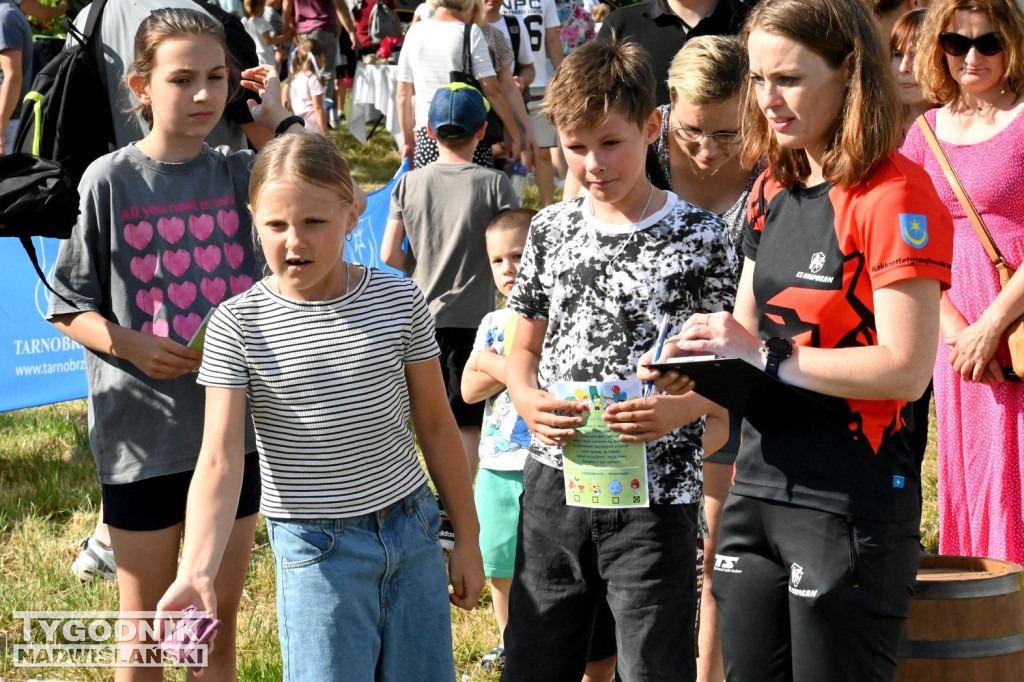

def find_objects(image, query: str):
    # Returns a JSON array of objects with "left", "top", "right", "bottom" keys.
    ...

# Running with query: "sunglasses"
[{"left": 938, "top": 32, "right": 1003, "bottom": 57}]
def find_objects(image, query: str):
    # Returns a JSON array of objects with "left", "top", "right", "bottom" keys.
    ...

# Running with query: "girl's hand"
[
  {"left": 948, "top": 314, "right": 1004, "bottom": 384},
  {"left": 240, "top": 66, "right": 290, "bottom": 131},
  {"left": 125, "top": 333, "right": 202, "bottom": 379},
  {"left": 516, "top": 389, "right": 586, "bottom": 446},
  {"left": 157, "top": 576, "right": 219, "bottom": 671},
  {"left": 603, "top": 396, "right": 683, "bottom": 442},
  {"left": 675, "top": 312, "right": 763, "bottom": 366},
  {"left": 447, "top": 540, "right": 485, "bottom": 611}
]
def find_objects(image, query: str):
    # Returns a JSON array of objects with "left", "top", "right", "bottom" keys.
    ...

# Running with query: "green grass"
[{"left": 0, "top": 121, "right": 935, "bottom": 679}]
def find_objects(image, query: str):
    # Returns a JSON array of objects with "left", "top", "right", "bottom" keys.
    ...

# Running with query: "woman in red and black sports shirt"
[{"left": 642, "top": 0, "right": 953, "bottom": 679}]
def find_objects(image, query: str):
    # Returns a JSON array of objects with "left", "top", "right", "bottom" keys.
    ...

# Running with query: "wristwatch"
[{"left": 763, "top": 337, "right": 793, "bottom": 378}]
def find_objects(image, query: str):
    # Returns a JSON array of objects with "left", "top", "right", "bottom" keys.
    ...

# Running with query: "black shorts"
[
  {"left": 435, "top": 327, "right": 485, "bottom": 428},
  {"left": 102, "top": 451, "right": 261, "bottom": 531}
]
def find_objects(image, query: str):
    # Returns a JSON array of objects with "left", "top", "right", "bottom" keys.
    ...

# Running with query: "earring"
[{"left": 345, "top": 233, "right": 353, "bottom": 243}]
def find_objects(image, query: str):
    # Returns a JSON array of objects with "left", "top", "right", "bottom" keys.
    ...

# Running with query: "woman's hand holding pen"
[
  {"left": 675, "top": 312, "right": 763, "bottom": 367},
  {"left": 516, "top": 389, "right": 587, "bottom": 446}
]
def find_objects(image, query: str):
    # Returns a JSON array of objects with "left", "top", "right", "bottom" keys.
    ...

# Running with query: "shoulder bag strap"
[
  {"left": 916, "top": 114, "right": 1008, "bottom": 272},
  {"left": 462, "top": 23, "right": 473, "bottom": 76}
]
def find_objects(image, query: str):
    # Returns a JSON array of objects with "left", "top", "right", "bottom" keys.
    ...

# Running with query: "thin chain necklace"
[{"left": 589, "top": 183, "right": 656, "bottom": 271}]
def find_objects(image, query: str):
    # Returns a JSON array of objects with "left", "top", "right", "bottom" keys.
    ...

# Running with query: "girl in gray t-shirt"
[{"left": 47, "top": 8, "right": 303, "bottom": 676}]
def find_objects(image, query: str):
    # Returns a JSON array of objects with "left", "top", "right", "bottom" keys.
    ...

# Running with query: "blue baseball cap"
[{"left": 427, "top": 83, "right": 490, "bottom": 140}]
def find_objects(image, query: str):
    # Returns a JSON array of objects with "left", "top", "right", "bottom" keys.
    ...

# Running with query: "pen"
[{"left": 643, "top": 313, "right": 671, "bottom": 403}]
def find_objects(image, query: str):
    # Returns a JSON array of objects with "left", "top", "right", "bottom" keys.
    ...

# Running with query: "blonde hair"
[
  {"left": 249, "top": 136, "right": 354, "bottom": 216},
  {"left": 741, "top": 0, "right": 902, "bottom": 189},
  {"left": 591, "top": 3, "right": 611, "bottom": 23},
  {"left": 129, "top": 8, "right": 237, "bottom": 127},
  {"left": 667, "top": 35, "right": 747, "bottom": 106},
  {"left": 544, "top": 39, "right": 655, "bottom": 134},
  {"left": 914, "top": 0, "right": 1024, "bottom": 105},
  {"left": 293, "top": 37, "right": 325, "bottom": 74}
]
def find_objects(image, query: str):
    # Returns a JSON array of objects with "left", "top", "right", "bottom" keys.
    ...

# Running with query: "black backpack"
[{"left": 7, "top": 0, "right": 114, "bottom": 301}]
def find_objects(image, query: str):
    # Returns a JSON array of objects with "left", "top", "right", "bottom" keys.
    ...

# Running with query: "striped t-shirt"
[{"left": 198, "top": 268, "right": 439, "bottom": 519}]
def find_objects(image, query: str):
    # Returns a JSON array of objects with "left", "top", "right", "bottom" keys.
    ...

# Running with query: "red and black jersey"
[{"left": 735, "top": 152, "right": 953, "bottom": 520}]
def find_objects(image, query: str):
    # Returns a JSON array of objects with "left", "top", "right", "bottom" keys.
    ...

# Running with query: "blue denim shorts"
[{"left": 266, "top": 484, "right": 455, "bottom": 681}]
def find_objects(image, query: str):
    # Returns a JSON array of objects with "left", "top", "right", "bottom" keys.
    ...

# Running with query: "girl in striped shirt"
[{"left": 158, "top": 134, "right": 484, "bottom": 680}]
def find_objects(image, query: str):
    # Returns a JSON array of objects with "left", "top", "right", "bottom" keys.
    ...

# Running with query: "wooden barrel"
[{"left": 896, "top": 555, "right": 1024, "bottom": 682}]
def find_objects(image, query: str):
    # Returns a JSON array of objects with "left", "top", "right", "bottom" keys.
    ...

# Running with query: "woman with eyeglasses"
[
  {"left": 900, "top": 0, "right": 1024, "bottom": 565},
  {"left": 646, "top": 34, "right": 762, "bottom": 682},
  {"left": 641, "top": 0, "right": 954, "bottom": 678}
]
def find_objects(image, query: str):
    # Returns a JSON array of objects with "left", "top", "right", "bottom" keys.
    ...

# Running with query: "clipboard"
[{"left": 644, "top": 356, "right": 839, "bottom": 418}]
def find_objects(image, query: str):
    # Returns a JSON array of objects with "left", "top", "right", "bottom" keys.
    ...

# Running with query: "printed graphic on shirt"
[
  {"left": 120, "top": 196, "right": 255, "bottom": 344},
  {"left": 475, "top": 308, "right": 530, "bottom": 470},
  {"left": 746, "top": 159, "right": 952, "bottom": 454}
]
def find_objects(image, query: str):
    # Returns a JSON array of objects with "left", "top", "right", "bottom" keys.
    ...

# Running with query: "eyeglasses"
[
  {"left": 938, "top": 32, "right": 1003, "bottom": 57},
  {"left": 670, "top": 126, "right": 741, "bottom": 145}
]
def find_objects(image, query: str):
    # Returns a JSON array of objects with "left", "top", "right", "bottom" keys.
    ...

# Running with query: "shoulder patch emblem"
[{"left": 899, "top": 213, "right": 929, "bottom": 249}]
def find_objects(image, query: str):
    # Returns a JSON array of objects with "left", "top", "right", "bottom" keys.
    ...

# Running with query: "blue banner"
[
  {"left": 1, "top": 237, "right": 88, "bottom": 412},
  {"left": 344, "top": 158, "right": 409, "bottom": 276}
]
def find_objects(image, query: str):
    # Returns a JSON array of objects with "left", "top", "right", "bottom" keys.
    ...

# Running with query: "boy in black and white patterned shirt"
[{"left": 501, "top": 40, "right": 736, "bottom": 682}]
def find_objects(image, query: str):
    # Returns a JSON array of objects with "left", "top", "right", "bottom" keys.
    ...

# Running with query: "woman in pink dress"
[{"left": 900, "top": 0, "right": 1024, "bottom": 564}]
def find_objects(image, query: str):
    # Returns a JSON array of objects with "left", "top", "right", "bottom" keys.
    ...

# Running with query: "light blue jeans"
[{"left": 267, "top": 484, "right": 455, "bottom": 681}]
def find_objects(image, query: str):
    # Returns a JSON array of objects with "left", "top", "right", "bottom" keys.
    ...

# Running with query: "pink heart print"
[
  {"left": 130, "top": 254, "right": 158, "bottom": 283},
  {"left": 168, "top": 281, "right": 198, "bottom": 309},
  {"left": 123, "top": 221, "right": 153, "bottom": 250},
  {"left": 157, "top": 217, "right": 186, "bottom": 244},
  {"left": 173, "top": 313, "right": 202, "bottom": 342},
  {"left": 217, "top": 209, "right": 240, "bottom": 237},
  {"left": 201, "top": 277, "right": 227, "bottom": 305},
  {"left": 230, "top": 274, "right": 253, "bottom": 295},
  {"left": 189, "top": 214, "right": 215, "bottom": 241},
  {"left": 140, "top": 319, "right": 169, "bottom": 337},
  {"left": 193, "top": 245, "right": 222, "bottom": 272},
  {"left": 136, "top": 287, "right": 164, "bottom": 316},
  {"left": 162, "top": 249, "right": 192, "bottom": 278},
  {"left": 224, "top": 242, "right": 245, "bottom": 270}
]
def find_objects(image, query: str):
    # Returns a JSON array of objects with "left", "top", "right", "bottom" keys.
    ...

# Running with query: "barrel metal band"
[
  {"left": 899, "top": 633, "right": 1024, "bottom": 659},
  {"left": 912, "top": 571, "right": 1024, "bottom": 599}
]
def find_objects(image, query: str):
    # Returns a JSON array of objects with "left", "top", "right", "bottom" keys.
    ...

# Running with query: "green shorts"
[{"left": 474, "top": 468, "right": 524, "bottom": 579}]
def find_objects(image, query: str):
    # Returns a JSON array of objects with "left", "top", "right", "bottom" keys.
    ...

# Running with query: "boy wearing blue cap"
[{"left": 382, "top": 83, "right": 519, "bottom": 476}]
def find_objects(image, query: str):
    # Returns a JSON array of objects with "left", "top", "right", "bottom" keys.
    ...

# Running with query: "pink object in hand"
[{"left": 160, "top": 605, "right": 221, "bottom": 673}]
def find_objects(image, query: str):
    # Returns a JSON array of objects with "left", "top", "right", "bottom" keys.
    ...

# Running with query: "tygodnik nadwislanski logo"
[{"left": 13, "top": 611, "right": 212, "bottom": 669}]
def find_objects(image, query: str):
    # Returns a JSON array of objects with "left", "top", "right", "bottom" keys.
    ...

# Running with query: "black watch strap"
[
  {"left": 763, "top": 337, "right": 793, "bottom": 378},
  {"left": 274, "top": 115, "right": 305, "bottom": 136}
]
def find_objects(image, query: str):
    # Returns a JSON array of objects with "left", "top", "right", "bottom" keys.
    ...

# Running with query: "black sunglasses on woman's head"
[{"left": 939, "top": 32, "right": 1003, "bottom": 57}]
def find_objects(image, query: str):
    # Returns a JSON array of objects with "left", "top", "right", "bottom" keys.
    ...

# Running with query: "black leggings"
[{"left": 712, "top": 494, "right": 921, "bottom": 682}]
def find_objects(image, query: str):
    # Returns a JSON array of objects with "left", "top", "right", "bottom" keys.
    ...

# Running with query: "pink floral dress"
[{"left": 901, "top": 106, "right": 1024, "bottom": 564}]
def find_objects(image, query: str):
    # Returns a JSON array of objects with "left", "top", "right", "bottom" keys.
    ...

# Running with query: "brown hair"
[
  {"left": 741, "top": 0, "right": 902, "bottom": 189},
  {"left": 243, "top": 0, "right": 265, "bottom": 18},
  {"left": 486, "top": 208, "right": 536, "bottom": 237},
  {"left": 543, "top": 39, "right": 655, "bottom": 134},
  {"left": 249, "top": 135, "right": 354, "bottom": 216},
  {"left": 128, "top": 8, "right": 238, "bottom": 127},
  {"left": 891, "top": 7, "right": 929, "bottom": 54},
  {"left": 914, "top": 0, "right": 1024, "bottom": 105},
  {"left": 667, "top": 35, "right": 747, "bottom": 106}
]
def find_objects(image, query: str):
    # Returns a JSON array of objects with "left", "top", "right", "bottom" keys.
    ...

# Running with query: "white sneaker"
[{"left": 71, "top": 536, "right": 117, "bottom": 582}]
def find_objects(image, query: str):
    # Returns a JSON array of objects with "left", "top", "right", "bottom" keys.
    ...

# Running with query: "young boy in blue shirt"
[{"left": 502, "top": 39, "right": 735, "bottom": 682}]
